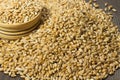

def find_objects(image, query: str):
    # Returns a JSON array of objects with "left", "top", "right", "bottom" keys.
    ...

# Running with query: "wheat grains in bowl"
[
  {"left": 0, "top": 0, "right": 120, "bottom": 80},
  {"left": 0, "top": 0, "right": 41, "bottom": 24}
]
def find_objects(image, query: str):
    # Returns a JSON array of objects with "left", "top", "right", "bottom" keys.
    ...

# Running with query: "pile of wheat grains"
[{"left": 0, "top": 0, "right": 120, "bottom": 80}]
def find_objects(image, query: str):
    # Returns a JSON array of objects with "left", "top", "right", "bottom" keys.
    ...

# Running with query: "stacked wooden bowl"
[{"left": 0, "top": 13, "right": 41, "bottom": 40}]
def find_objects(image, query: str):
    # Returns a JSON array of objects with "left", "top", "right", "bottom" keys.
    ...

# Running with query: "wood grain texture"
[{"left": 0, "top": 0, "right": 120, "bottom": 80}]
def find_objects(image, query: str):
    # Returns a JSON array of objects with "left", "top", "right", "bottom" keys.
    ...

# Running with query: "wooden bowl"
[
  {"left": 0, "top": 13, "right": 41, "bottom": 31},
  {"left": 0, "top": 13, "right": 41, "bottom": 40},
  {"left": 0, "top": 21, "right": 40, "bottom": 40}
]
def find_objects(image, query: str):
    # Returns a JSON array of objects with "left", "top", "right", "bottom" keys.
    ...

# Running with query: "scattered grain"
[
  {"left": 108, "top": 5, "right": 113, "bottom": 11},
  {"left": 93, "top": 3, "right": 99, "bottom": 8},
  {"left": 0, "top": 0, "right": 119, "bottom": 80},
  {"left": 105, "top": 2, "right": 108, "bottom": 7},
  {"left": 112, "top": 8, "right": 117, "bottom": 12}
]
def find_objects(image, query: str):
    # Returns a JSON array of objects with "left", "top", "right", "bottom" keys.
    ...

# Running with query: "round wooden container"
[
  {"left": 0, "top": 13, "right": 41, "bottom": 40},
  {"left": 0, "top": 13, "right": 41, "bottom": 31},
  {"left": 0, "top": 21, "right": 40, "bottom": 40}
]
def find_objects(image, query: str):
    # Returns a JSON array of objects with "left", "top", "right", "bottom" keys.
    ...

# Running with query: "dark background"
[{"left": 0, "top": 0, "right": 120, "bottom": 80}]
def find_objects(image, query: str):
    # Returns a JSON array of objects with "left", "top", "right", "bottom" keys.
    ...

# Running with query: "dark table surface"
[{"left": 0, "top": 0, "right": 120, "bottom": 80}]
